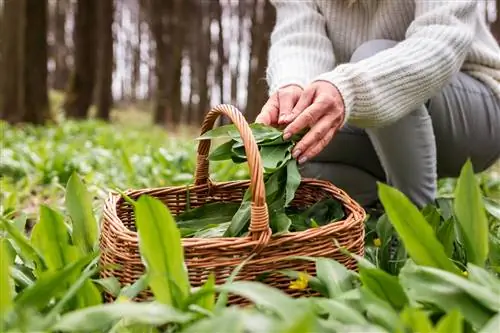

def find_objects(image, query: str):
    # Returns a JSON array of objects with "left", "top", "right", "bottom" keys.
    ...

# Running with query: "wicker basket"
[{"left": 99, "top": 104, "right": 366, "bottom": 304}]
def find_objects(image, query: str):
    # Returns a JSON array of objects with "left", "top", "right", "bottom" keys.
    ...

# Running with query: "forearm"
[
  {"left": 314, "top": 0, "right": 477, "bottom": 128},
  {"left": 266, "top": 0, "right": 336, "bottom": 94}
]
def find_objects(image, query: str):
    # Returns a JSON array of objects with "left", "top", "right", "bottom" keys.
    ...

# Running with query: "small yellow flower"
[
  {"left": 373, "top": 238, "right": 382, "bottom": 247},
  {"left": 289, "top": 272, "right": 309, "bottom": 290},
  {"left": 462, "top": 270, "right": 468, "bottom": 277}
]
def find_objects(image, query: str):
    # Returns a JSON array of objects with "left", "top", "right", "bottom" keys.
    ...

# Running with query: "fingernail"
[
  {"left": 298, "top": 156, "right": 308, "bottom": 164},
  {"left": 283, "top": 132, "right": 291, "bottom": 140},
  {"left": 292, "top": 149, "right": 301, "bottom": 159}
]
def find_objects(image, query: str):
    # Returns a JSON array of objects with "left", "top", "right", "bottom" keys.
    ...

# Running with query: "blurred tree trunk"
[
  {"left": 491, "top": 0, "right": 500, "bottom": 42},
  {"left": 63, "top": 0, "right": 97, "bottom": 119},
  {"left": 246, "top": 0, "right": 275, "bottom": 121},
  {"left": 95, "top": 0, "right": 114, "bottom": 121},
  {"left": 150, "top": 0, "right": 169, "bottom": 126},
  {"left": 52, "top": 0, "right": 70, "bottom": 91},
  {"left": 24, "top": 0, "right": 50, "bottom": 124},
  {"left": 0, "top": 0, "right": 25, "bottom": 123},
  {"left": 169, "top": 0, "right": 186, "bottom": 126},
  {"left": 196, "top": 0, "right": 212, "bottom": 126},
  {"left": 0, "top": 0, "right": 49, "bottom": 124},
  {"left": 131, "top": 2, "right": 143, "bottom": 102},
  {"left": 230, "top": 2, "right": 244, "bottom": 108}
]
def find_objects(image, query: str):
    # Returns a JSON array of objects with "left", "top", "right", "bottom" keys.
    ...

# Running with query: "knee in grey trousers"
[{"left": 301, "top": 39, "right": 500, "bottom": 208}]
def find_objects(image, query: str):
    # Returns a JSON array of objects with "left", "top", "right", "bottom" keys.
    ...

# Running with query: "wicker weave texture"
[{"left": 99, "top": 104, "right": 366, "bottom": 304}]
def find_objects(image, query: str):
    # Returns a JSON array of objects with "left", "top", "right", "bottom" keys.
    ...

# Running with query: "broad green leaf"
[
  {"left": 453, "top": 160, "right": 489, "bottom": 266},
  {"left": 190, "top": 273, "right": 215, "bottom": 311},
  {"left": 435, "top": 310, "right": 463, "bottom": 333},
  {"left": 285, "top": 159, "right": 301, "bottom": 207},
  {"left": 40, "top": 255, "right": 101, "bottom": 328},
  {"left": 399, "top": 260, "right": 496, "bottom": 329},
  {"left": 10, "top": 265, "right": 35, "bottom": 289},
  {"left": 65, "top": 173, "right": 99, "bottom": 255},
  {"left": 270, "top": 212, "right": 291, "bottom": 234},
  {"left": 52, "top": 302, "right": 194, "bottom": 332},
  {"left": 315, "top": 257, "right": 356, "bottom": 298},
  {"left": 436, "top": 217, "right": 456, "bottom": 258},
  {"left": 399, "top": 307, "right": 434, "bottom": 333},
  {"left": 93, "top": 277, "right": 122, "bottom": 297},
  {"left": 208, "top": 140, "right": 235, "bottom": 161},
  {"left": 14, "top": 252, "right": 96, "bottom": 311},
  {"left": 75, "top": 280, "right": 102, "bottom": 308},
  {"left": 360, "top": 287, "right": 402, "bottom": 332},
  {"left": 31, "top": 205, "right": 75, "bottom": 271},
  {"left": 276, "top": 310, "right": 317, "bottom": 333},
  {"left": 277, "top": 269, "right": 328, "bottom": 296},
  {"left": 311, "top": 298, "right": 368, "bottom": 325},
  {"left": 175, "top": 202, "right": 240, "bottom": 230},
  {"left": 358, "top": 267, "right": 408, "bottom": 310},
  {"left": 377, "top": 182, "right": 461, "bottom": 275},
  {"left": 466, "top": 263, "right": 500, "bottom": 295},
  {"left": 0, "top": 238, "right": 13, "bottom": 323},
  {"left": 134, "top": 195, "right": 190, "bottom": 307},
  {"left": 0, "top": 218, "right": 45, "bottom": 271},
  {"left": 479, "top": 313, "right": 500, "bottom": 333},
  {"left": 217, "top": 281, "right": 302, "bottom": 320},
  {"left": 179, "top": 308, "right": 274, "bottom": 333},
  {"left": 214, "top": 254, "right": 255, "bottom": 311},
  {"left": 191, "top": 222, "right": 230, "bottom": 238},
  {"left": 260, "top": 144, "right": 291, "bottom": 173},
  {"left": 421, "top": 204, "right": 442, "bottom": 231},
  {"left": 118, "top": 274, "right": 149, "bottom": 301}
]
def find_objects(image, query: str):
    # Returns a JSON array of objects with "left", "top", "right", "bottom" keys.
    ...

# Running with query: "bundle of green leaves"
[{"left": 174, "top": 123, "right": 345, "bottom": 238}]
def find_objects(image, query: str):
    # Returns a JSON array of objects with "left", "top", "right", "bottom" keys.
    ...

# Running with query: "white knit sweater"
[{"left": 266, "top": 0, "right": 500, "bottom": 128}]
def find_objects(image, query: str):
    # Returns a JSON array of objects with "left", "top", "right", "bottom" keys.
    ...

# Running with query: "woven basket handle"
[{"left": 194, "top": 104, "right": 271, "bottom": 248}]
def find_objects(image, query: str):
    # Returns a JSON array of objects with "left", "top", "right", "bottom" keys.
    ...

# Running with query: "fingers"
[
  {"left": 282, "top": 102, "right": 324, "bottom": 140},
  {"left": 291, "top": 113, "right": 337, "bottom": 163},
  {"left": 277, "top": 87, "right": 302, "bottom": 124},
  {"left": 281, "top": 86, "right": 315, "bottom": 125},
  {"left": 255, "top": 94, "right": 279, "bottom": 125},
  {"left": 297, "top": 127, "right": 337, "bottom": 164}
]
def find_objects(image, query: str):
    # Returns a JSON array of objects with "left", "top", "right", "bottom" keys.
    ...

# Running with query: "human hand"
[
  {"left": 255, "top": 84, "right": 303, "bottom": 127},
  {"left": 281, "top": 81, "right": 345, "bottom": 164}
]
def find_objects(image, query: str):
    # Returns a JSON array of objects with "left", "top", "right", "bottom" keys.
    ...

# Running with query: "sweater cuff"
[{"left": 313, "top": 70, "right": 356, "bottom": 126}]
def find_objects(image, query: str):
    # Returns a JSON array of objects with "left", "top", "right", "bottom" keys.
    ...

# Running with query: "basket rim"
[{"left": 101, "top": 177, "right": 367, "bottom": 249}]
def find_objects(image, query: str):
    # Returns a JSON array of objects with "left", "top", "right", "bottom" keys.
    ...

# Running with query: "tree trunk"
[
  {"left": 196, "top": 0, "right": 212, "bottom": 126},
  {"left": 490, "top": 0, "right": 500, "bottom": 43},
  {"left": 96, "top": 0, "right": 114, "bottom": 121},
  {"left": 23, "top": 0, "right": 50, "bottom": 124},
  {"left": 63, "top": 0, "right": 97, "bottom": 119},
  {"left": 52, "top": 0, "right": 70, "bottom": 91},
  {"left": 150, "top": 0, "right": 169, "bottom": 126},
  {"left": 169, "top": 0, "right": 186, "bottom": 126},
  {"left": 0, "top": 0, "right": 25, "bottom": 123},
  {"left": 246, "top": 0, "right": 275, "bottom": 121},
  {"left": 230, "top": 1, "right": 244, "bottom": 107}
]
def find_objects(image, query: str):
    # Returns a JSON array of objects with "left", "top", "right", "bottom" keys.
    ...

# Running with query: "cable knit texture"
[{"left": 266, "top": 0, "right": 500, "bottom": 128}]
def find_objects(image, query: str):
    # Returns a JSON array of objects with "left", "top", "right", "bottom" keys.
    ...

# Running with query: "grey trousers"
[{"left": 301, "top": 39, "right": 500, "bottom": 208}]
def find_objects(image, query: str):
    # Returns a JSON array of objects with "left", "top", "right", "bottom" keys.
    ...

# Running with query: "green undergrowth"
[{"left": 0, "top": 119, "right": 499, "bottom": 332}]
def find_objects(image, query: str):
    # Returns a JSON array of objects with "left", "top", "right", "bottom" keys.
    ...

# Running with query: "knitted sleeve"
[
  {"left": 266, "top": 0, "right": 336, "bottom": 94},
  {"left": 314, "top": 0, "right": 478, "bottom": 128}
]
